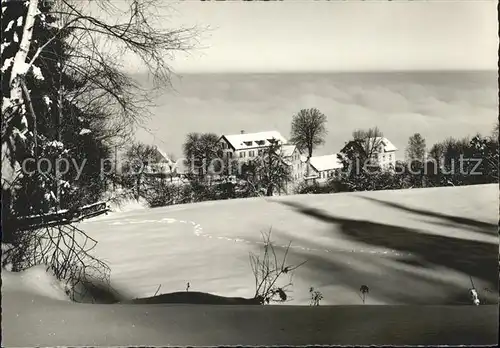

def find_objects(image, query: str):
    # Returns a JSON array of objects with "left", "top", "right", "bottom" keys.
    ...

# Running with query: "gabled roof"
[
  {"left": 221, "top": 131, "right": 288, "bottom": 151},
  {"left": 280, "top": 144, "right": 298, "bottom": 157},
  {"left": 370, "top": 137, "right": 398, "bottom": 152},
  {"left": 153, "top": 146, "right": 173, "bottom": 163},
  {"left": 278, "top": 144, "right": 304, "bottom": 166},
  {"left": 309, "top": 154, "right": 343, "bottom": 172},
  {"left": 341, "top": 137, "right": 398, "bottom": 156}
]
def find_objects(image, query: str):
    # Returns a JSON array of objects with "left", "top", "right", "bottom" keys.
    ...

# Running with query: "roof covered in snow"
[
  {"left": 280, "top": 144, "right": 299, "bottom": 157},
  {"left": 153, "top": 146, "right": 173, "bottom": 163},
  {"left": 371, "top": 137, "right": 398, "bottom": 152},
  {"left": 221, "top": 131, "right": 288, "bottom": 151},
  {"left": 309, "top": 154, "right": 343, "bottom": 172}
]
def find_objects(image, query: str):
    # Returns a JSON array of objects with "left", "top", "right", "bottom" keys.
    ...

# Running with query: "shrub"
[
  {"left": 2, "top": 223, "right": 111, "bottom": 303},
  {"left": 295, "top": 181, "right": 334, "bottom": 194},
  {"left": 249, "top": 228, "right": 307, "bottom": 304},
  {"left": 145, "top": 181, "right": 187, "bottom": 208},
  {"left": 309, "top": 286, "right": 323, "bottom": 306},
  {"left": 359, "top": 285, "right": 369, "bottom": 304}
]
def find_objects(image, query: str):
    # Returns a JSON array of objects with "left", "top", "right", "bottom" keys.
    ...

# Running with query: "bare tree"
[
  {"left": 122, "top": 142, "right": 158, "bottom": 200},
  {"left": 351, "top": 127, "right": 385, "bottom": 162},
  {"left": 335, "top": 127, "right": 386, "bottom": 190},
  {"left": 182, "top": 132, "right": 221, "bottom": 178},
  {"left": 2, "top": 0, "right": 198, "bottom": 195},
  {"left": 290, "top": 108, "right": 328, "bottom": 175}
]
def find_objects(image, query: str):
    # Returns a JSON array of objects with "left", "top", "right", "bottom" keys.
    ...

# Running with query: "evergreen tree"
[
  {"left": 406, "top": 133, "right": 426, "bottom": 161},
  {"left": 238, "top": 139, "right": 292, "bottom": 196},
  {"left": 2, "top": 0, "right": 112, "bottom": 220}
]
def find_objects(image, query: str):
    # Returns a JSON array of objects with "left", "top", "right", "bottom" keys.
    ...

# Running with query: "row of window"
[
  {"left": 239, "top": 149, "right": 264, "bottom": 158},
  {"left": 225, "top": 147, "right": 396, "bottom": 164},
  {"left": 235, "top": 150, "right": 302, "bottom": 159},
  {"left": 221, "top": 140, "right": 269, "bottom": 150},
  {"left": 319, "top": 170, "right": 338, "bottom": 179},
  {"left": 371, "top": 153, "right": 394, "bottom": 161}
]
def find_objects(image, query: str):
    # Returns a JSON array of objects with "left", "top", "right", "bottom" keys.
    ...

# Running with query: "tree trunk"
[
  {"left": 2, "top": 0, "right": 39, "bottom": 195},
  {"left": 55, "top": 64, "right": 63, "bottom": 211},
  {"left": 137, "top": 176, "right": 141, "bottom": 201},
  {"left": 266, "top": 185, "right": 273, "bottom": 196},
  {"left": 10, "top": 0, "right": 39, "bottom": 97},
  {"left": 305, "top": 156, "right": 311, "bottom": 178}
]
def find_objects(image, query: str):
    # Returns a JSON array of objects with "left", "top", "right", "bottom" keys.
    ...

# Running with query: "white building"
[
  {"left": 144, "top": 146, "right": 188, "bottom": 181},
  {"left": 367, "top": 137, "right": 398, "bottom": 169},
  {"left": 279, "top": 144, "right": 307, "bottom": 182},
  {"left": 219, "top": 130, "right": 288, "bottom": 161},
  {"left": 143, "top": 146, "right": 173, "bottom": 175},
  {"left": 305, "top": 154, "right": 343, "bottom": 184},
  {"left": 218, "top": 131, "right": 306, "bottom": 189}
]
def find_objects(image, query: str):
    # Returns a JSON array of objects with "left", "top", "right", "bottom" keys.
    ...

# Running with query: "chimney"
[{"left": 240, "top": 130, "right": 245, "bottom": 134}]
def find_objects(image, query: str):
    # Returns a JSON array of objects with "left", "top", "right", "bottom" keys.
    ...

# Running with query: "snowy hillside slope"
[
  {"left": 74, "top": 184, "right": 499, "bottom": 305},
  {"left": 2, "top": 184, "right": 498, "bottom": 346}
]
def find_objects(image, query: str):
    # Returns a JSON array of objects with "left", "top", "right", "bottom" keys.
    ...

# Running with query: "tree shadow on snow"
[
  {"left": 72, "top": 279, "right": 131, "bottom": 304},
  {"left": 357, "top": 196, "right": 497, "bottom": 236},
  {"left": 277, "top": 200, "right": 499, "bottom": 290},
  {"left": 288, "top": 248, "right": 482, "bottom": 305}
]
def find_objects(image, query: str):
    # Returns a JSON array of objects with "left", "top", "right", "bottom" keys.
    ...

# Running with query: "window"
[
  {"left": 249, "top": 150, "right": 255, "bottom": 157},
  {"left": 228, "top": 152, "right": 233, "bottom": 158},
  {"left": 256, "top": 140, "right": 265, "bottom": 146},
  {"left": 221, "top": 142, "right": 226, "bottom": 149},
  {"left": 239, "top": 152, "right": 246, "bottom": 158},
  {"left": 258, "top": 150, "right": 263, "bottom": 156},
  {"left": 244, "top": 141, "right": 253, "bottom": 146}
]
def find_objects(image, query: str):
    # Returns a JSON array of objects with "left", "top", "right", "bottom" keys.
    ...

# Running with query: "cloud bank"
[{"left": 134, "top": 71, "right": 497, "bottom": 158}]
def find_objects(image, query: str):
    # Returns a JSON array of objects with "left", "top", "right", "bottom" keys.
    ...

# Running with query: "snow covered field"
[
  {"left": 2, "top": 184, "right": 499, "bottom": 346},
  {"left": 78, "top": 183, "right": 499, "bottom": 305}
]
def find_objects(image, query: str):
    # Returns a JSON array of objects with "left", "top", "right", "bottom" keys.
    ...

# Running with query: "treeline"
[
  {"left": 119, "top": 115, "right": 497, "bottom": 209},
  {"left": 117, "top": 136, "right": 293, "bottom": 208},
  {"left": 299, "top": 126, "right": 498, "bottom": 195}
]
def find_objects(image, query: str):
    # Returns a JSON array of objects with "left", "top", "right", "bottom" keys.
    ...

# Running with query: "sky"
[
  {"left": 135, "top": 71, "right": 497, "bottom": 158},
  {"left": 124, "top": 0, "right": 498, "bottom": 73},
  {"left": 117, "top": 1, "right": 498, "bottom": 158}
]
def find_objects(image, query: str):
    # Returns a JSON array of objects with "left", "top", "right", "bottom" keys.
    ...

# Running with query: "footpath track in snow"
[
  {"left": 82, "top": 215, "right": 413, "bottom": 257},
  {"left": 78, "top": 185, "right": 499, "bottom": 305}
]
